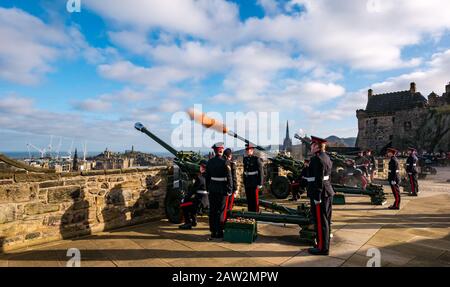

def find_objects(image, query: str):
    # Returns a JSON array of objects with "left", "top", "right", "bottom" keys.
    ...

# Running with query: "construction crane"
[
  {"left": 27, "top": 143, "right": 46, "bottom": 159},
  {"left": 46, "top": 135, "right": 54, "bottom": 158},
  {"left": 55, "top": 137, "right": 62, "bottom": 159}
]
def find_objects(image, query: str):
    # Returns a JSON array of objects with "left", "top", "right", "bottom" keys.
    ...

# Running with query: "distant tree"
[{"left": 73, "top": 148, "right": 78, "bottom": 171}]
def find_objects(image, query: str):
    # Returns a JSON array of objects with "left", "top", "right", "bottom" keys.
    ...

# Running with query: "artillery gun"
[
  {"left": 231, "top": 198, "right": 315, "bottom": 242},
  {"left": 134, "top": 122, "right": 205, "bottom": 223}
]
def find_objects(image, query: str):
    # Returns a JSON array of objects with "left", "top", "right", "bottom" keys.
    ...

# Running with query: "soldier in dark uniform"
[
  {"left": 290, "top": 159, "right": 310, "bottom": 201},
  {"left": 223, "top": 148, "right": 238, "bottom": 218},
  {"left": 365, "top": 149, "right": 376, "bottom": 182},
  {"left": 205, "top": 142, "right": 233, "bottom": 239},
  {"left": 406, "top": 147, "right": 419, "bottom": 196},
  {"left": 179, "top": 160, "right": 208, "bottom": 230},
  {"left": 243, "top": 143, "right": 264, "bottom": 212},
  {"left": 387, "top": 148, "right": 401, "bottom": 210},
  {"left": 306, "top": 136, "right": 335, "bottom": 256}
]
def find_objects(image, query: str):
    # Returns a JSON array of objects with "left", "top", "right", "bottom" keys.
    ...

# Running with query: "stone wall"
[
  {"left": 356, "top": 111, "right": 395, "bottom": 151},
  {"left": 392, "top": 108, "right": 428, "bottom": 150},
  {"left": 357, "top": 106, "right": 448, "bottom": 153},
  {"left": 374, "top": 158, "right": 407, "bottom": 180},
  {"left": 0, "top": 167, "right": 167, "bottom": 252}
]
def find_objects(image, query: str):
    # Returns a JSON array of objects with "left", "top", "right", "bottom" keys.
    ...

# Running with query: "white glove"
[
  {"left": 390, "top": 181, "right": 397, "bottom": 185},
  {"left": 257, "top": 185, "right": 263, "bottom": 190},
  {"left": 408, "top": 173, "right": 412, "bottom": 175},
  {"left": 314, "top": 200, "right": 321, "bottom": 205}
]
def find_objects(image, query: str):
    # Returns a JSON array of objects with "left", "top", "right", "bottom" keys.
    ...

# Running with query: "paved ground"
[{"left": 1, "top": 168, "right": 449, "bottom": 267}]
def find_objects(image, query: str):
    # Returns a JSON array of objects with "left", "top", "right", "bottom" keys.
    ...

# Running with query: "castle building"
[
  {"left": 356, "top": 82, "right": 450, "bottom": 153},
  {"left": 282, "top": 121, "right": 293, "bottom": 153}
]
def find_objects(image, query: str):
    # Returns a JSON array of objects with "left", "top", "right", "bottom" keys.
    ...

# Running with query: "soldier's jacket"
[
  {"left": 205, "top": 156, "right": 233, "bottom": 196},
  {"left": 299, "top": 166, "right": 309, "bottom": 190},
  {"left": 243, "top": 155, "right": 264, "bottom": 187},
  {"left": 367, "top": 155, "right": 376, "bottom": 171},
  {"left": 388, "top": 156, "right": 400, "bottom": 183},
  {"left": 225, "top": 159, "right": 238, "bottom": 192},
  {"left": 185, "top": 173, "right": 206, "bottom": 201},
  {"left": 307, "top": 152, "right": 335, "bottom": 202},
  {"left": 406, "top": 155, "right": 418, "bottom": 174}
]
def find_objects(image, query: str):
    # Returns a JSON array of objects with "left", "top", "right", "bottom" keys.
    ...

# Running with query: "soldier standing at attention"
[
  {"left": 222, "top": 148, "right": 238, "bottom": 222},
  {"left": 243, "top": 143, "right": 264, "bottom": 212},
  {"left": 406, "top": 147, "right": 419, "bottom": 196},
  {"left": 365, "top": 149, "right": 376, "bottom": 182},
  {"left": 205, "top": 142, "right": 233, "bottom": 240},
  {"left": 179, "top": 160, "right": 208, "bottom": 230},
  {"left": 306, "top": 136, "right": 335, "bottom": 256},
  {"left": 387, "top": 148, "right": 401, "bottom": 210}
]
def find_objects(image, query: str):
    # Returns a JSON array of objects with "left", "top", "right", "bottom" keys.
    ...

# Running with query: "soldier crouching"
[{"left": 179, "top": 160, "right": 208, "bottom": 230}]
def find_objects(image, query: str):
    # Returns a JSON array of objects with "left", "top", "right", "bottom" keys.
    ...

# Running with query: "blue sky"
[{"left": 1, "top": 0, "right": 450, "bottom": 153}]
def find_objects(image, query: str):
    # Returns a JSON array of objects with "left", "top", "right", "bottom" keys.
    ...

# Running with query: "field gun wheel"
[
  {"left": 271, "top": 175, "right": 290, "bottom": 199},
  {"left": 164, "top": 168, "right": 183, "bottom": 224},
  {"left": 164, "top": 186, "right": 183, "bottom": 224}
]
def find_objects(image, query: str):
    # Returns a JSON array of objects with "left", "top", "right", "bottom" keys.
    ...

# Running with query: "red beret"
[{"left": 387, "top": 148, "right": 398, "bottom": 154}]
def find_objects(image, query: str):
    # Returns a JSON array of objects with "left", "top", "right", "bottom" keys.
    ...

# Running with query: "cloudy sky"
[{"left": 1, "top": 0, "right": 450, "bottom": 153}]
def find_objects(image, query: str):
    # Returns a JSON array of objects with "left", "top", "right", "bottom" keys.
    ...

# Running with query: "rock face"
[
  {"left": 416, "top": 108, "right": 450, "bottom": 152},
  {"left": 0, "top": 167, "right": 167, "bottom": 252}
]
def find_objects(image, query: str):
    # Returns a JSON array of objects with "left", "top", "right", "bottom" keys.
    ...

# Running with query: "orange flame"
[{"left": 187, "top": 108, "right": 228, "bottom": 134}]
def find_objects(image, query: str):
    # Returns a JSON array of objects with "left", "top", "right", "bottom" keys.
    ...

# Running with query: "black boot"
[
  {"left": 179, "top": 223, "right": 192, "bottom": 230},
  {"left": 308, "top": 247, "right": 329, "bottom": 256}
]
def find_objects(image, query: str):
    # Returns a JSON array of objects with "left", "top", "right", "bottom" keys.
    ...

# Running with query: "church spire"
[{"left": 285, "top": 121, "right": 290, "bottom": 139}]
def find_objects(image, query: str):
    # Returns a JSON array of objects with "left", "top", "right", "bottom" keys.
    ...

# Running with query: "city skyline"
[{"left": 1, "top": 0, "right": 450, "bottom": 152}]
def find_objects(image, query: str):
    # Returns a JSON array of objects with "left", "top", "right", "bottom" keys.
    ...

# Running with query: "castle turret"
[{"left": 410, "top": 82, "right": 416, "bottom": 94}]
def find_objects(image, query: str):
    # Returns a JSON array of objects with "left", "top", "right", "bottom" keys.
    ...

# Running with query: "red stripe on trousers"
[
  {"left": 221, "top": 195, "right": 230, "bottom": 224},
  {"left": 361, "top": 176, "right": 367, "bottom": 189},
  {"left": 392, "top": 185, "right": 400, "bottom": 208},
  {"left": 180, "top": 201, "right": 193, "bottom": 207},
  {"left": 228, "top": 193, "right": 235, "bottom": 211},
  {"left": 315, "top": 204, "right": 323, "bottom": 251},
  {"left": 409, "top": 175, "right": 415, "bottom": 194},
  {"left": 255, "top": 186, "right": 259, "bottom": 212}
]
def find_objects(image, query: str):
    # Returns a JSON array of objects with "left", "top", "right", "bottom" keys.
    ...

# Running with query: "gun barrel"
[
  {"left": 229, "top": 210, "right": 310, "bottom": 225},
  {"left": 134, "top": 122, "right": 178, "bottom": 157}
]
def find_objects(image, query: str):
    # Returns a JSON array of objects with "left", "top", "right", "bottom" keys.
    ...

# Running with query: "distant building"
[
  {"left": 356, "top": 82, "right": 450, "bottom": 153},
  {"left": 282, "top": 121, "right": 293, "bottom": 153}
]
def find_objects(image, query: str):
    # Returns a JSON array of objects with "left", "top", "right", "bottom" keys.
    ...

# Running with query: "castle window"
[
  {"left": 373, "top": 119, "right": 378, "bottom": 125},
  {"left": 392, "top": 117, "right": 395, "bottom": 123},
  {"left": 389, "top": 135, "right": 393, "bottom": 140},
  {"left": 404, "top": 121, "right": 412, "bottom": 131}
]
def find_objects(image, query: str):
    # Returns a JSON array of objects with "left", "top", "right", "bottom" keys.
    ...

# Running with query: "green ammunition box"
[{"left": 223, "top": 219, "right": 257, "bottom": 243}]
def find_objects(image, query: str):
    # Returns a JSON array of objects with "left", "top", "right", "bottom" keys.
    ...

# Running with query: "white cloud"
[
  {"left": 84, "top": 0, "right": 240, "bottom": 43},
  {"left": 257, "top": 0, "right": 281, "bottom": 16},
  {"left": 241, "top": 0, "right": 450, "bottom": 70},
  {"left": 73, "top": 99, "right": 112, "bottom": 112},
  {"left": 0, "top": 7, "right": 117, "bottom": 85},
  {"left": 98, "top": 61, "right": 193, "bottom": 89},
  {"left": 0, "top": 8, "right": 67, "bottom": 84}
]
